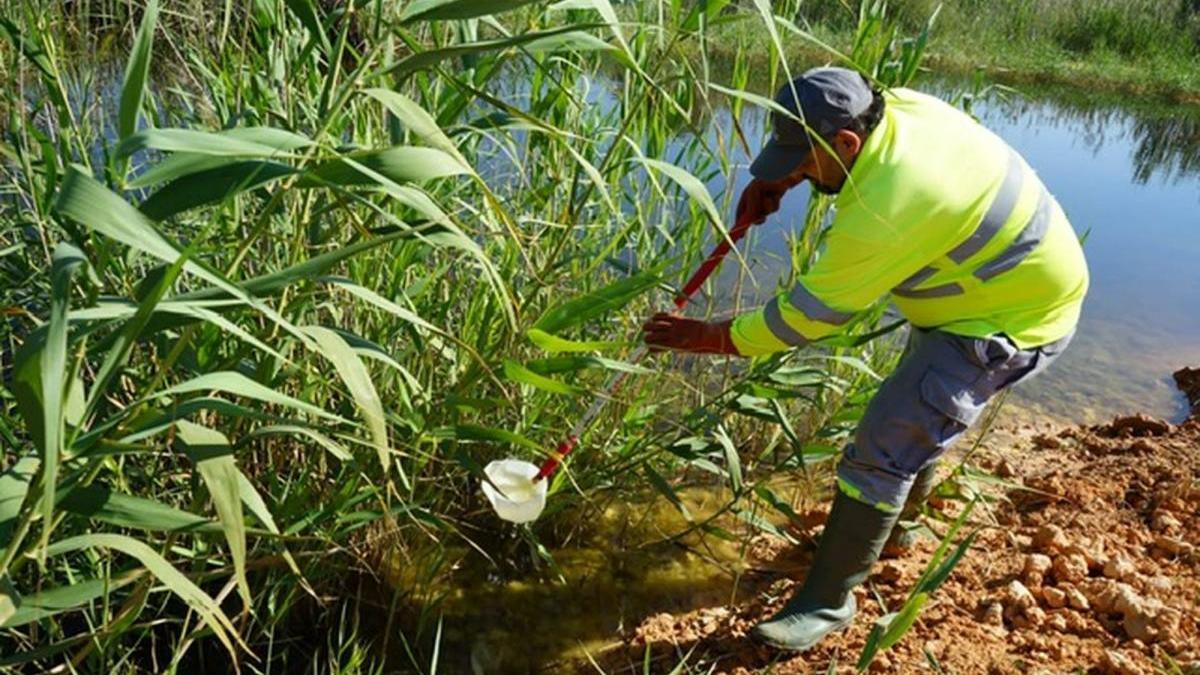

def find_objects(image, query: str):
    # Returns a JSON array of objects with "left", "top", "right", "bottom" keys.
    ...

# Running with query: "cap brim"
[{"left": 749, "top": 139, "right": 811, "bottom": 181}]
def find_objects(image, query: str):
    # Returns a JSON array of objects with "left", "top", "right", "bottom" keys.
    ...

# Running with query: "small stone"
[
  {"left": 1124, "top": 611, "right": 1158, "bottom": 642},
  {"left": 1099, "top": 649, "right": 1141, "bottom": 675},
  {"left": 1146, "top": 575, "right": 1173, "bottom": 592},
  {"left": 1053, "top": 553, "right": 1089, "bottom": 583},
  {"left": 1152, "top": 510, "right": 1182, "bottom": 533},
  {"left": 1033, "top": 524, "right": 1070, "bottom": 553},
  {"left": 1024, "top": 606, "right": 1047, "bottom": 627},
  {"left": 995, "top": 458, "right": 1018, "bottom": 478},
  {"left": 1064, "top": 611, "right": 1091, "bottom": 635},
  {"left": 1006, "top": 580, "right": 1036, "bottom": 610},
  {"left": 1104, "top": 553, "right": 1137, "bottom": 581},
  {"left": 1065, "top": 586, "right": 1089, "bottom": 610},
  {"left": 877, "top": 561, "right": 904, "bottom": 584},
  {"left": 1023, "top": 553, "right": 1053, "bottom": 586},
  {"left": 1032, "top": 434, "right": 1061, "bottom": 449},
  {"left": 1152, "top": 534, "right": 1195, "bottom": 557},
  {"left": 1041, "top": 586, "right": 1067, "bottom": 609},
  {"left": 1111, "top": 583, "right": 1145, "bottom": 616},
  {"left": 983, "top": 601, "right": 1004, "bottom": 627},
  {"left": 1065, "top": 542, "right": 1107, "bottom": 571},
  {"left": 1131, "top": 438, "right": 1157, "bottom": 453},
  {"left": 1046, "top": 612, "right": 1068, "bottom": 632},
  {"left": 1084, "top": 579, "right": 1125, "bottom": 613}
]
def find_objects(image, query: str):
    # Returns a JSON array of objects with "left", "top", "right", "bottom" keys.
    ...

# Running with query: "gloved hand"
[
  {"left": 642, "top": 313, "right": 739, "bottom": 355},
  {"left": 736, "top": 175, "right": 803, "bottom": 226}
]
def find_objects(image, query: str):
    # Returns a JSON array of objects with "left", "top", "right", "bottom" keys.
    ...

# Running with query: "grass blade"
[
  {"left": 140, "top": 161, "right": 296, "bottom": 221},
  {"left": 400, "top": 0, "right": 545, "bottom": 23},
  {"left": 302, "top": 146, "right": 470, "bottom": 186},
  {"left": 44, "top": 533, "right": 244, "bottom": 658},
  {"left": 503, "top": 359, "right": 583, "bottom": 396},
  {"left": 156, "top": 371, "right": 346, "bottom": 423},
  {"left": 83, "top": 255, "right": 186, "bottom": 421},
  {"left": 376, "top": 25, "right": 603, "bottom": 80},
  {"left": 55, "top": 166, "right": 311, "bottom": 348},
  {"left": 284, "top": 0, "right": 330, "bottom": 52},
  {"left": 118, "top": 127, "right": 311, "bottom": 159},
  {"left": 118, "top": 0, "right": 158, "bottom": 140},
  {"left": 526, "top": 328, "right": 625, "bottom": 353},
  {"left": 0, "top": 456, "right": 38, "bottom": 547},
  {"left": 59, "top": 485, "right": 219, "bottom": 533},
  {"left": 363, "top": 88, "right": 472, "bottom": 170},
  {"left": 1, "top": 576, "right": 139, "bottom": 629},
  {"left": 301, "top": 326, "right": 396, "bottom": 482},
  {"left": 636, "top": 158, "right": 724, "bottom": 236},
  {"left": 245, "top": 425, "right": 352, "bottom": 462},
  {"left": 532, "top": 267, "right": 661, "bottom": 334},
  {"left": 35, "top": 244, "right": 85, "bottom": 556},
  {"left": 0, "top": 574, "right": 17, "bottom": 625},
  {"left": 175, "top": 421, "right": 250, "bottom": 606}
]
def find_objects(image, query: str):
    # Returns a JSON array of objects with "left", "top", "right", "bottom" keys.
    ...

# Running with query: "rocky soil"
[{"left": 597, "top": 369, "right": 1200, "bottom": 674}]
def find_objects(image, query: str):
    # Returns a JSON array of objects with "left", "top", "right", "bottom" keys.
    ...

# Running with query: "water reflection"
[{"left": 975, "top": 89, "right": 1200, "bottom": 187}]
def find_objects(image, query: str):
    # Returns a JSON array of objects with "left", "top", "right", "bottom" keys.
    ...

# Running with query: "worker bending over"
[{"left": 643, "top": 67, "right": 1088, "bottom": 651}]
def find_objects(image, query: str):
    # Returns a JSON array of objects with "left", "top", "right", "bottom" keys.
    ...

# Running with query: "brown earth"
[{"left": 596, "top": 370, "right": 1200, "bottom": 674}]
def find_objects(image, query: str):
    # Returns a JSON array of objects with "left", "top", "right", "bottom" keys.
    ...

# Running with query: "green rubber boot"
[
  {"left": 882, "top": 462, "right": 940, "bottom": 557},
  {"left": 751, "top": 491, "right": 900, "bottom": 652}
]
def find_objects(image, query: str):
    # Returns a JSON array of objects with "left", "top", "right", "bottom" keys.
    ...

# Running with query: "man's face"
[{"left": 788, "top": 129, "right": 863, "bottom": 195}]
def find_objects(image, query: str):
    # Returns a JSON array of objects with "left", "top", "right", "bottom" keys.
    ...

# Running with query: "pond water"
[{"left": 703, "top": 83, "right": 1200, "bottom": 424}]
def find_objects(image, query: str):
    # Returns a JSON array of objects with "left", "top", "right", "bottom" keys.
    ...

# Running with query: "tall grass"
[
  {"left": 780, "top": 0, "right": 1200, "bottom": 59},
  {"left": 696, "top": 0, "right": 1200, "bottom": 100},
  {"left": 1, "top": 0, "right": 948, "bottom": 671}
]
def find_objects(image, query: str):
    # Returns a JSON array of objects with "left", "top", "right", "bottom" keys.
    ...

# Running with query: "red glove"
[
  {"left": 642, "top": 313, "right": 739, "bottom": 355},
  {"left": 735, "top": 176, "right": 802, "bottom": 226}
]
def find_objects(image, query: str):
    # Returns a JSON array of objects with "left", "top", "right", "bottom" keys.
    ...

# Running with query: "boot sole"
[{"left": 749, "top": 613, "right": 855, "bottom": 652}]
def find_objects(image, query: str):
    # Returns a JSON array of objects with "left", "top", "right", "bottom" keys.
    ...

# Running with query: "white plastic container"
[{"left": 481, "top": 459, "right": 547, "bottom": 523}]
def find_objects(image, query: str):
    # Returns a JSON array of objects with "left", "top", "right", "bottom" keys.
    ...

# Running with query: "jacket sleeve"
[{"left": 729, "top": 225, "right": 922, "bottom": 356}]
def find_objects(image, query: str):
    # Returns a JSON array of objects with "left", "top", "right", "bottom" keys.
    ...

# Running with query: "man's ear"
[{"left": 833, "top": 128, "right": 863, "bottom": 159}]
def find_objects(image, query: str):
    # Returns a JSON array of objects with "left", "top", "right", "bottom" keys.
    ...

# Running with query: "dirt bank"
[{"left": 600, "top": 370, "right": 1200, "bottom": 674}]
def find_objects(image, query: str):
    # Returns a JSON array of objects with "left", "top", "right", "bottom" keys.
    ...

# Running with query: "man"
[{"left": 642, "top": 67, "right": 1088, "bottom": 651}]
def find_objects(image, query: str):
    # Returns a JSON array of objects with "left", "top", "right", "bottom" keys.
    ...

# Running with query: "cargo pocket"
[
  {"left": 919, "top": 367, "right": 986, "bottom": 445},
  {"left": 971, "top": 335, "right": 1019, "bottom": 371}
]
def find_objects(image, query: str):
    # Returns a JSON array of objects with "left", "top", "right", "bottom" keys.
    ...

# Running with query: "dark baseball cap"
[{"left": 749, "top": 67, "right": 875, "bottom": 181}]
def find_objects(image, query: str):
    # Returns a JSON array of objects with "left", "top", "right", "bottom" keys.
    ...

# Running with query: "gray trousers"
[{"left": 836, "top": 327, "right": 1072, "bottom": 511}]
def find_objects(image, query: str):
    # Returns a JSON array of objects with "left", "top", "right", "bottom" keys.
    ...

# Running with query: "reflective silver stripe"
[
  {"left": 787, "top": 283, "right": 855, "bottom": 325},
  {"left": 892, "top": 149, "right": 1027, "bottom": 300},
  {"left": 895, "top": 265, "right": 938, "bottom": 292},
  {"left": 948, "top": 150, "right": 1025, "bottom": 264},
  {"left": 892, "top": 281, "right": 964, "bottom": 299},
  {"left": 763, "top": 297, "right": 809, "bottom": 346},
  {"left": 975, "top": 188, "right": 1053, "bottom": 282}
]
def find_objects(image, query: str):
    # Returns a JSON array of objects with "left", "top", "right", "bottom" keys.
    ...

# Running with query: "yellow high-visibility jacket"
[{"left": 730, "top": 88, "right": 1089, "bottom": 356}]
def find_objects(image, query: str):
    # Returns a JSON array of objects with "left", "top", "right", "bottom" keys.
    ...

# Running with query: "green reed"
[{"left": 0, "top": 0, "right": 954, "bottom": 671}]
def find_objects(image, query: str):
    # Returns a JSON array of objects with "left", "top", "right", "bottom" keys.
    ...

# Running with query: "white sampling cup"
[{"left": 481, "top": 459, "right": 548, "bottom": 523}]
